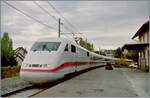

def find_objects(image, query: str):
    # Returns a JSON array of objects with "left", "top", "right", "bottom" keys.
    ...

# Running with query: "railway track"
[{"left": 2, "top": 65, "right": 105, "bottom": 97}]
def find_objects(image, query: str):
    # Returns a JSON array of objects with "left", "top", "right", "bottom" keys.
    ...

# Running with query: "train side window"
[
  {"left": 64, "top": 44, "right": 68, "bottom": 51},
  {"left": 71, "top": 45, "right": 76, "bottom": 53},
  {"left": 87, "top": 52, "right": 89, "bottom": 56}
]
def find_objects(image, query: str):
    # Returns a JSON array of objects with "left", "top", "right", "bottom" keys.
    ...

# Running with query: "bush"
[
  {"left": 8, "top": 56, "right": 18, "bottom": 67},
  {"left": 1, "top": 55, "right": 17, "bottom": 67},
  {"left": 1, "top": 66, "right": 21, "bottom": 79},
  {"left": 115, "top": 58, "right": 127, "bottom": 67}
]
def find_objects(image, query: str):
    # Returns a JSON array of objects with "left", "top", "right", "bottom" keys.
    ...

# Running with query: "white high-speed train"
[{"left": 20, "top": 37, "right": 115, "bottom": 83}]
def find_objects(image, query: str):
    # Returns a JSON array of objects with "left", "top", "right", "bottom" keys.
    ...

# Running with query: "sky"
[{"left": 1, "top": 1, "right": 149, "bottom": 51}]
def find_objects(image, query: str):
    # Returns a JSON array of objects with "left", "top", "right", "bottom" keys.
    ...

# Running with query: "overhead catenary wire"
[
  {"left": 61, "top": 23, "right": 74, "bottom": 33},
  {"left": 61, "top": 32, "right": 73, "bottom": 39},
  {"left": 60, "top": 29, "right": 72, "bottom": 38},
  {"left": 3, "top": 1, "right": 57, "bottom": 30},
  {"left": 32, "top": 1, "right": 75, "bottom": 36},
  {"left": 32, "top": 0, "right": 58, "bottom": 21},
  {"left": 47, "top": 1, "right": 80, "bottom": 33}
]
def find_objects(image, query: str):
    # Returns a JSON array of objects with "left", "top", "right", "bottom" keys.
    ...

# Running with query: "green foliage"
[
  {"left": 1, "top": 32, "right": 13, "bottom": 57},
  {"left": 114, "top": 47, "right": 122, "bottom": 58},
  {"left": 79, "top": 38, "right": 94, "bottom": 51},
  {"left": 124, "top": 50, "right": 138, "bottom": 62},
  {"left": 125, "top": 51, "right": 135, "bottom": 59},
  {"left": 1, "top": 32, "right": 17, "bottom": 67},
  {"left": 116, "top": 58, "right": 125, "bottom": 66}
]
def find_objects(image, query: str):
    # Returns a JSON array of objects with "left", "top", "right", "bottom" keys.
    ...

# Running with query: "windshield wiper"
[{"left": 33, "top": 49, "right": 37, "bottom": 52}]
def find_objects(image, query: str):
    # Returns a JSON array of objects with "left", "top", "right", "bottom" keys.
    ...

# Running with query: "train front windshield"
[{"left": 31, "top": 42, "right": 61, "bottom": 52}]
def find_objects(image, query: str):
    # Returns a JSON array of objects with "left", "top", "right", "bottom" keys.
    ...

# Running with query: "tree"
[
  {"left": 114, "top": 47, "right": 122, "bottom": 58},
  {"left": 124, "top": 50, "right": 138, "bottom": 62},
  {"left": 79, "top": 37, "right": 94, "bottom": 51},
  {"left": 1, "top": 32, "right": 12, "bottom": 57},
  {"left": 1, "top": 32, "right": 17, "bottom": 66}
]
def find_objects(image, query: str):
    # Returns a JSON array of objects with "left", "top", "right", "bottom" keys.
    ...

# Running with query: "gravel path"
[{"left": 1, "top": 76, "right": 32, "bottom": 95}]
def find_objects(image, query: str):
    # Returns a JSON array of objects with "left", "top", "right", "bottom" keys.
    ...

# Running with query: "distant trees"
[
  {"left": 79, "top": 38, "right": 94, "bottom": 51},
  {"left": 124, "top": 50, "right": 135, "bottom": 59},
  {"left": 1, "top": 32, "right": 17, "bottom": 67},
  {"left": 114, "top": 47, "right": 138, "bottom": 62},
  {"left": 114, "top": 47, "right": 122, "bottom": 58},
  {"left": 124, "top": 50, "right": 138, "bottom": 62}
]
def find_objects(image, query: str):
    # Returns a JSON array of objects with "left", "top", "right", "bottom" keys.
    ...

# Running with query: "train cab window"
[
  {"left": 64, "top": 44, "right": 68, "bottom": 51},
  {"left": 71, "top": 45, "right": 76, "bottom": 53},
  {"left": 87, "top": 52, "right": 89, "bottom": 56},
  {"left": 31, "top": 42, "right": 61, "bottom": 52}
]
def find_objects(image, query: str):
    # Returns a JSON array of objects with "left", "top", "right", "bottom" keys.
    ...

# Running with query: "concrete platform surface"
[{"left": 34, "top": 67, "right": 149, "bottom": 97}]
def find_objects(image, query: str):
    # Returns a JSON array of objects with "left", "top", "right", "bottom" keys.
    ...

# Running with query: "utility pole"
[{"left": 58, "top": 18, "right": 61, "bottom": 38}]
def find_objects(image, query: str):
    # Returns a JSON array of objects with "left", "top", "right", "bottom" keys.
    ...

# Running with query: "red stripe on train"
[{"left": 21, "top": 62, "right": 92, "bottom": 73}]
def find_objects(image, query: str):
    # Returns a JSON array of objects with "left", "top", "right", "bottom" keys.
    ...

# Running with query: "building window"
[{"left": 71, "top": 45, "right": 76, "bottom": 53}]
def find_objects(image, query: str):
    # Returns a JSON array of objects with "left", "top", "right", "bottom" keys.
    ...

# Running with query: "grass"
[{"left": 1, "top": 74, "right": 20, "bottom": 81}]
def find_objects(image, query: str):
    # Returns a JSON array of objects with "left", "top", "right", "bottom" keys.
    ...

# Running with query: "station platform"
[{"left": 34, "top": 67, "right": 149, "bottom": 97}]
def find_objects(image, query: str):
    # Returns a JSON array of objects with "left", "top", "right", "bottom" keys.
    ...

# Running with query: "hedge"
[{"left": 1, "top": 66, "right": 21, "bottom": 79}]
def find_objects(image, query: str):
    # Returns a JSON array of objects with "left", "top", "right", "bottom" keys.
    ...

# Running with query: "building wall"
[
  {"left": 139, "top": 31, "right": 148, "bottom": 43},
  {"left": 14, "top": 47, "right": 27, "bottom": 66},
  {"left": 144, "top": 46, "right": 149, "bottom": 66},
  {"left": 138, "top": 31, "right": 149, "bottom": 70}
]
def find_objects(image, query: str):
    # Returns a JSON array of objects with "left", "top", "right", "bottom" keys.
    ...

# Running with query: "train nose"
[{"left": 20, "top": 71, "right": 62, "bottom": 84}]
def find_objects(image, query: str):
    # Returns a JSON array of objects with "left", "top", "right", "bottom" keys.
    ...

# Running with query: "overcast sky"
[{"left": 1, "top": 1, "right": 149, "bottom": 51}]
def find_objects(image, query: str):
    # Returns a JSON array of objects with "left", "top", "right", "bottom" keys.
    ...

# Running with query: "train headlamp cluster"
[{"left": 23, "top": 63, "right": 48, "bottom": 67}]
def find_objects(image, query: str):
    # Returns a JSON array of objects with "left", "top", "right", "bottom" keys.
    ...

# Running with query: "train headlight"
[
  {"left": 47, "top": 64, "right": 56, "bottom": 69},
  {"left": 25, "top": 64, "right": 28, "bottom": 67},
  {"left": 23, "top": 63, "right": 28, "bottom": 67}
]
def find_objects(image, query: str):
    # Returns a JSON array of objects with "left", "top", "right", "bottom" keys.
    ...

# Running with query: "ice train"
[{"left": 20, "top": 38, "right": 115, "bottom": 83}]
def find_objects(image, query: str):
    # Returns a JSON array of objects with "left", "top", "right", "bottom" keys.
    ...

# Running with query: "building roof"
[
  {"left": 15, "top": 47, "right": 27, "bottom": 54},
  {"left": 122, "top": 42, "right": 149, "bottom": 50},
  {"left": 132, "top": 21, "right": 149, "bottom": 39}
]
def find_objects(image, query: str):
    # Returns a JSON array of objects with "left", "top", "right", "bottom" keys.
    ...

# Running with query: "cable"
[
  {"left": 47, "top": 1, "right": 80, "bottom": 33},
  {"left": 61, "top": 23, "right": 74, "bottom": 33},
  {"left": 32, "top": 1, "right": 72, "bottom": 34},
  {"left": 32, "top": 0, "right": 58, "bottom": 21},
  {"left": 3, "top": 1, "right": 57, "bottom": 30},
  {"left": 63, "top": 34, "right": 73, "bottom": 39},
  {"left": 32, "top": 1, "right": 75, "bottom": 36}
]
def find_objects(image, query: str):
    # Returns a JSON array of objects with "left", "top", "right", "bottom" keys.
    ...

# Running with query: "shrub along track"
[{"left": 1, "top": 66, "right": 20, "bottom": 79}]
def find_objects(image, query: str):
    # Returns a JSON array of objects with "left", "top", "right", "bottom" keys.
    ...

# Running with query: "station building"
[{"left": 122, "top": 21, "right": 149, "bottom": 71}]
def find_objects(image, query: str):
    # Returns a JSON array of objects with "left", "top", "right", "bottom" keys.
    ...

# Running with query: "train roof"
[{"left": 35, "top": 37, "right": 116, "bottom": 61}]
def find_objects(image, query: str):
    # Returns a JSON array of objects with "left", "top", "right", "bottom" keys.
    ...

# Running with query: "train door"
[
  {"left": 70, "top": 44, "right": 77, "bottom": 72},
  {"left": 62, "top": 43, "right": 76, "bottom": 74}
]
